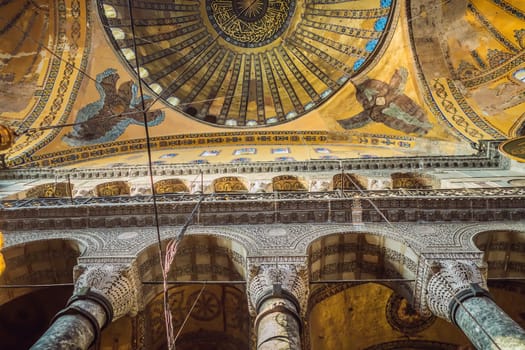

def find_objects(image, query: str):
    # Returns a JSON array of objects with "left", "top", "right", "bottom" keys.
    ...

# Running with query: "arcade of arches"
[{"left": 1, "top": 0, "right": 525, "bottom": 349}]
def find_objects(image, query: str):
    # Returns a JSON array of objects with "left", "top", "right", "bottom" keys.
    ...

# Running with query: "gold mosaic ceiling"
[
  {"left": 1, "top": 0, "right": 525, "bottom": 168},
  {"left": 98, "top": 0, "right": 395, "bottom": 127}
]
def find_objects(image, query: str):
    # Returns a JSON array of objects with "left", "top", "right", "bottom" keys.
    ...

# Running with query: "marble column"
[
  {"left": 248, "top": 263, "right": 308, "bottom": 350},
  {"left": 31, "top": 264, "right": 140, "bottom": 350},
  {"left": 426, "top": 260, "right": 525, "bottom": 350}
]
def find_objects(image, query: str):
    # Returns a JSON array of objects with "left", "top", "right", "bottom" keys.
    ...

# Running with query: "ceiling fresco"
[
  {"left": 97, "top": 0, "right": 395, "bottom": 127},
  {"left": 410, "top": 0, "right": 525, "bottom": 142},
  {"left": 0, "top": 0, "right": 524, "bottom": 168},
  {"left": 0, "top": 0, "right": 53, "bottom": 115}
]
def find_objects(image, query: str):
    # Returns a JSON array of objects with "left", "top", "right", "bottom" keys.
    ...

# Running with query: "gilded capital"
[
  {"left": 74, "top": 263, "right": 142, "bottom": 321},
  {"left": 247, "top": 262, "right": 309, "bottom": 317},
  {"left": 424, "top": 260, "right": 487, "bottom": 321}
]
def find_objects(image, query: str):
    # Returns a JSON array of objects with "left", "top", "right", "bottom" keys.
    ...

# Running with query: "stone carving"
[
  {"left": 153, "top": 179, "right": 189, "bottom": 194},
  {"left": 423, "top": 260, "right": 487, "bottom": 320},
  {"left": 272, "top": 175, "right": 307, "bottom": 191},
  {"left": 74, "top": 263, "right": 143, "bottom": 320},
  {"left": 25, "top": 182, "right": 73, "bottom": 198},
  {"left": 247, "top": 261, "right": 309, "bottom": 317},
  {"left": 0, "top": 139, "right": 504, "bottom": 180},
  {"left": 130, "top": 184, "right": 151, "bottom": 196},
  {"left": 95, "top": 181, "right": 130, "bottom": 197},
  {"left": 213, "top": 176, "right": 248, "bottom": 193}
]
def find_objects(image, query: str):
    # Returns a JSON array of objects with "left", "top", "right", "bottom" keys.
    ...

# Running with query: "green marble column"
[
  {"left": 453, "top": 296, "right": 525, "bottom": 350},
  {"left": 425, "top": 261, "right": 525, "bottom": 350},
  {"left": 248, "top": 263, "right": 308, "bottom": 350},
  {"left": 255, "top": 297, "right": 302, "bottom": 350},
  {"left": 30, "top": 264, "right": 138, "bottom": 350},
  {"left": 30, "top": 299, "right": 107, "bottom": 350}
]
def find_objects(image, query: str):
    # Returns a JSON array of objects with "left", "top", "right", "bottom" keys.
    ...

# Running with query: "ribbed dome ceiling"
[{"left": 97, "top": 0, "right": 395, "bottom": 127}]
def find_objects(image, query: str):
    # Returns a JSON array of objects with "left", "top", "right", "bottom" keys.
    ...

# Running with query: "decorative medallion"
[
  {"left": 499, "top": 136, "right": 525, "bottom": 162},
  {"left": 206, "top": 0, "right": 295, "bottom": 47},
  {"left": 188, "top": 290, "right": 221, "bottom": 321},
  {"left": 386, "top": 294, "right": 435, "bottom": 335}
]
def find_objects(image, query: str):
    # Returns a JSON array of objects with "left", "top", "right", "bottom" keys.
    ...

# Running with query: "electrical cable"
[
  {"left": 173, "top": 283, "right": 206, "bottom": 346},
  {"left": 125, "top": 2, "right": 180, "bottom": 349}
]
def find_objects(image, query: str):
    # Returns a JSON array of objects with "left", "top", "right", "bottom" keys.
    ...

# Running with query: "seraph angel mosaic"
[
  {"left": 63, "top": 68, "right": 164, "bottom": 146},
  {"left": 338, "top": 67, "right": 432, "bottom": 136}
]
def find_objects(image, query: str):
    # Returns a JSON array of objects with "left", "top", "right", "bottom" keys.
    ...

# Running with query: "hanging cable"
[
  {"left": 173, "top": 283, "right": 206, "bottom": 346},
  {"left": 125, "top": 2, "right": 174, "bottom": 349}
]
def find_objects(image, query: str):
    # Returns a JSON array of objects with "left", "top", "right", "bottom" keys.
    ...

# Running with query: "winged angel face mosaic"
[{"left": 97, "top": 0, "right": 395, "bottom": 127}]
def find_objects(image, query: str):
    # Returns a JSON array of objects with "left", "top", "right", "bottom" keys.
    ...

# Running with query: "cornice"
[
  {"left": 0, "top": 140, "right": 506, "bottom": 181},
  {"left": 1, "top": 187, "right": 524, "bottom": 232}
]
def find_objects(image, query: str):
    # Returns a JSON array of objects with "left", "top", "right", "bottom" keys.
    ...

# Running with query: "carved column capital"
[
  {"left": 420, "top": 260, "right": 487, "bottom": 321},
  {"left": 247, "top": 260, "right": 309, "bottom": 317},
  {"left": 74, "top": 262, "right": 143, "bottom": 321}
]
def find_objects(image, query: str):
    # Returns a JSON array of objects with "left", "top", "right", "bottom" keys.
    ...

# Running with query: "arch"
[
  {"left": 332, "top": 173, "right": 367, "bottom": 190},
  {"left": 136, "top": 234, "right": 248, "bottom": 303},
  {"left": 308, "top": 232, "right": 418, "bottom": 283},
  {"left": 95, "top": 180, "right": 131, "bottom": 197},
  {"left": 473, "top": 230, "right": 525, "bottom": 279},
  {"left": 0, "top": 239, "right": 80, "bottom": 306},
  {"left": 0, "top": 284, "right": 74, "bottom": 349},
  {"left": 272, "top": 175, "right": 307, "bottom": 191},
  {"left": 145, "top": 284, "right": 250, "bottom": 349},
  {"left": 154, "top": 178, "right": 190, "bottom": 194},
  {"left": 391, "top": 172, "right": 436, "bottom": 189},
  {"left": 137, "top": 234, "right": 249, "bottom": 349},
  {"left": 307, "top": 232, "right": 418, "bottom": 308},
  {"left": 9, "top": 182, "right": 74, "bottom": 200},
  {"left": 212, "top": 176, "right": 249, "bottom": 193}
]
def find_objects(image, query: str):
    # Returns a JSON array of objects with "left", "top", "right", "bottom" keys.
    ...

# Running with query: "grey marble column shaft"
[
  {"left": 255, "top": 297, "right": 301, "bottom": 350},
  {"left": 30, "top": 299, "right": 107, "bottom": 350},
  {"left": 454, "top": 296, "right": 525, "bottom": 350},
  {"left": 30, "top": 264, "right": 138, "bottom": 349}
]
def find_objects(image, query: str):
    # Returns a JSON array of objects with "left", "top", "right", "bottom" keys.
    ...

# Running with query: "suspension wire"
[
  {"left": 162, "top": 195, "right": 204, "bottom": 349},
  {"left": 310, "top": 278, "right": 415, "bottom": 284},
  {"left": 125, "top": 2, "right": 176, "bottom": 349},
  {"left": 344, "top": 175, "right": 503, "bottom": 350},
  {"left": 0, "top": 283, "right": 75, "bottom": 288},
  {"left": 117, "top": 4, "right": 259, "bottom": 347},
  {"left": 173, "top": 283, "right": 206, "bottom": 346},
  {"left": 126, "top": 0, "right": 163, "bottom": 274}
]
